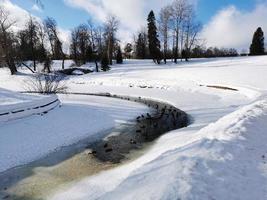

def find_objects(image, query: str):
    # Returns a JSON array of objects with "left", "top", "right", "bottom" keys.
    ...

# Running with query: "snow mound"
[
  {"left": 52, "top": 100, "right": 267, "bottom": 200},
  {"left": 103, "top": 100, "right": 267, "bottom": 200}
]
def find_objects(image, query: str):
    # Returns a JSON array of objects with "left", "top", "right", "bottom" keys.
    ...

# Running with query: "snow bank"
[
  {"left": 68, "top": 56, "right": 267, "bottom": 100},
  {"left": 51, "top": 99, "right": 267, "bottom": 200},
  {"left": 0, "top": 88, "right": 59, "bottom": 122}
]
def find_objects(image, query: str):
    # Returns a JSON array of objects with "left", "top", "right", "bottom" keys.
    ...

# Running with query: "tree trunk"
[
  {"left": 33, "top": 59, "right": 36, "bottom": 71},
  {"left": 62, "top": 53, "right": 65, "bottom": 70},
  {"left": 174, "top": 29, "right": 179, "bottom": 63},
  {"left": 95, "top": 60, "right": 99, "bottom": 72},
  {"left": 6, "top": 57, "right": 17, "bottom": 75}
]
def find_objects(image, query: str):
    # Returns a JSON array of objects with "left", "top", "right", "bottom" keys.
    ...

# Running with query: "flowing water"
[{"left": 0, "top": 95, "right": 188, "bottom": 200}]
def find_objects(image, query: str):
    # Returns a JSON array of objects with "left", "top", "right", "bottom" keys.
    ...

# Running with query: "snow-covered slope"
[
  {"left": 52, "top": 99, "right": 267, "bottom": 200},
  {"left": 100, "top": 100, "right": 267, "bottom": 200},
  {"left": 1, "top": 56, "right": 267, "bottom": 199},
  {"left": 51, "top": 56, "right": 267, "bottom": 200}
]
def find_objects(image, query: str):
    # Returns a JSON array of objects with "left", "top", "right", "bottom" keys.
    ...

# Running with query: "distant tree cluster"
[
  {"left": 0, "top": 5, "right": 123, "bottom": 75},
  {"left": 1, "top": 1, "right": 266, "bottom": 75},
  {"left": 130, "top": 0, "right": 202, "bottom": 64},
  {"left": 191, "top": 46, "right": 239, "bottom": 58},
  {"left": 0, "top": 6, "right": 64, "bottom": 74},
  {"left": 128, "top": 1, "right": 266, "bottom": 63}
]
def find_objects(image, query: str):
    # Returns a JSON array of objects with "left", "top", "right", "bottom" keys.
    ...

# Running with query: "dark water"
[
  {"left": 0, "top": 95, "right": 188, "bottom": 200},
  {"left": 90, "top": 95, "right": 188, "bottom": 163}
]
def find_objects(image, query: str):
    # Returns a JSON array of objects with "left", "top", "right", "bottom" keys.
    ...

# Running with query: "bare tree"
[
  {"left": 183, "top": 6, "right": 201, "bottom": 61},
  {"left": 170, "top": 0, "right": 188, "bottom": 63},
  {"left": 26, "top": 16, "right": 41, "bottom": 71},
  {"left": 87, "top": 19, "right": 96, "bottom": 50},
  {"left": 159, "top": 5, "right": 171, "bottom": 64},
  {"left": 44, "top": 17, "right": 65, "bottom": 69},
  {"left": 94, "top": 26, "right": 103, "bottom": 57},
  {"left": 70, "top": 24, "right": 92, "bottom": 65},
  {"left": 103, "top": 15, "right": 119, "bottom": 65},
  {"left": 0, "top": 7, "right": 17, "bottom": 74},
  {"left": 77, "top": 24, "right": 90, "bottom": 64},
  {"left": 88, "top": 23, "right": 104, "bottom": 72},
  {"left": 70, "top": 28, "right": 78, "bottom": 64}
]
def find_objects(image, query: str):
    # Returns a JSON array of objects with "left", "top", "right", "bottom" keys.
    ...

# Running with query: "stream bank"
[{"left": 0, "top": 94, "right": 188, "bottom": 200}]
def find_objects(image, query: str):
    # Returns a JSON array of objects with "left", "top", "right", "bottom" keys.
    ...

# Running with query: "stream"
[{"left": 0, "top": 94, "right": 188, "bottom": 200}]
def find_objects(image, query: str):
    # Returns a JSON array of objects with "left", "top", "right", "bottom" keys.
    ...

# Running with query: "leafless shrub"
[{"left": 25, "top": 73, "right": 67, "bottom": 94}]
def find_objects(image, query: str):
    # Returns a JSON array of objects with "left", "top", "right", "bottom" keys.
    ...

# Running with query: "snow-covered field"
[
  {"left": 0, "top": 94, "right": 149, "bottom": 173},
  {"left": 1, "top": 56, "right": 267, "bottom": 199}
]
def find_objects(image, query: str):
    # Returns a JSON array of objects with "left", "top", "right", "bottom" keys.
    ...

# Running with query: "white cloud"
[
  {"left": 0, "top": 0, "right": 31, "bottom": 31},
  {"left": 200, "top": 2, "right": 267, "bottom": 51},
  {"left": 58, "top": 28, "right": 72, "bottom": 54},
  {"left": 64, "top": 0, "right": 176, "bottom": 44},
  {"left": 31, "top": 4, "right": 42, "bottom": 12},
  {"left": 0, "top": 0, "right": 71, "bottom": 53}
]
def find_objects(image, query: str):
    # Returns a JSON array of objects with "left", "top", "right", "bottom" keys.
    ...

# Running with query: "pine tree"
[
  {"left": 116, "top": 47, "right": 123, "bottom": 64},
  {"left": 136, "top": 33, "right": 147, "bottom": 59},
  {"left": 101, "top": 53, "right": 110, "bottom": 71},
  {"left": 250, "top": 27, "right": 265, "bottom": 55},
  {"left": 147, "top": 10, "right": 161, "bottom": 64}
]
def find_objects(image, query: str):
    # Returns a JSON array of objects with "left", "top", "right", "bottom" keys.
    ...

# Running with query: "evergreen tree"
[
  {"left": 250, "top": 27, "right": 265, "bottom": 55},
  {"left": 147, "top": 10, "right": 161, "bottom": 64},
  {"left": 136, "top": 33, "right": 147, "bottom": 59},
  {"left": 116, "top": 46, "right": 123, "bottom": 64},
  {"left": 124, "top": 43, "right": 133, "bottom": 59},
  {"left": 101, "top": 53, "right": 110, "bottom": 71}
]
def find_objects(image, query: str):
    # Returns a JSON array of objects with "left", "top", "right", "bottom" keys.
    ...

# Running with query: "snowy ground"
[
  {"left": 0, "top": 94, "right": 149, "bottom": 173},
  {"left": 0, "top": 88, "right": 59, "bottom": 123},
  {"left": 1, "top": 56, "right": 267, "bottom": 199}
]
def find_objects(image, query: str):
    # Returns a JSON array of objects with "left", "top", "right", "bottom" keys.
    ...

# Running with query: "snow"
[
  {"left": 0, "top": 88, "right": 41, "bottom": 106},
  {"left": 0, "top": 94, "right": 149, "bottom": 173},
  {"left": 51, "top": 100, "right": 267, "bottom": 200},
  {"left": 0, "top": 88, "right": 59, "bottom": 122},
  {"left": 1, "top": 56, "right": 267, "bottom": 199}
]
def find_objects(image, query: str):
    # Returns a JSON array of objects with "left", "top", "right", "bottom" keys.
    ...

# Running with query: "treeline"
[
  {"left": 126, "top": 1, "right": 265, "bottom": 62},
  {"left": 130, "top": 0, "right": 201, "bottom": 64},
  {"left": 128, "top": 0, "right": 238, "bottom": 62},
  {"left": 69, "top": 16, "right": 123, "bottom": 72},
  {"left": 0, "top": 0, "right": 265, "bottom": 75},
  {"left": 0, "top": 7, "right": 65, "bottom": 74},
  {"left": 0, "top": 6, "right": 122, "bottom": 74},
  {"left": 190, "top": 46, "right": 238, "bottom": 58}
]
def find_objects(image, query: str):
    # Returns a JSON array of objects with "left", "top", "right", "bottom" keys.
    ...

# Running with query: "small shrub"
[{"left": 25, "top": 73, "right": 67, "bottom": 94}]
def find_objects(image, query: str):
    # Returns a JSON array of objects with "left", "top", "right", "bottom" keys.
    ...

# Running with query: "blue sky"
[
  {"left": 197, "top": 0, "right": 256, "bottom": 22},
  {"left": 11, "top": 0, "right": 258, "bottom": 30},
  {"left": 11, "top": 0, "right": 91, "bottom": 29}
]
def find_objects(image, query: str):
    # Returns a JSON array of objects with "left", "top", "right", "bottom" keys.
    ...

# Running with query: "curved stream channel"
[{"left": 0, "top": 94, "right": 188, "bottom": 200}]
